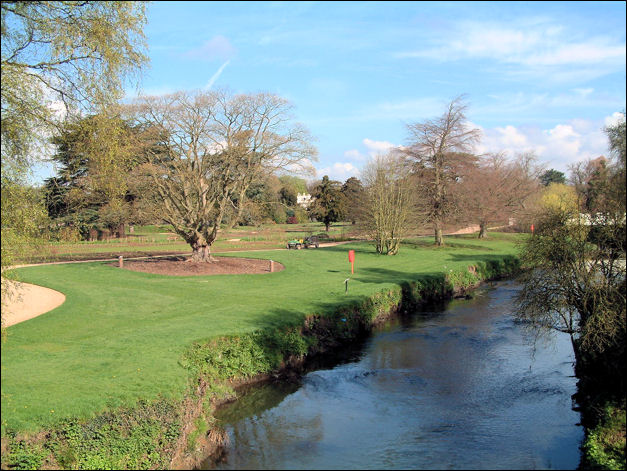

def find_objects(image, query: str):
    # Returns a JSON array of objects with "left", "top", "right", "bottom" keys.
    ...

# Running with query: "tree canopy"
[
  {"left": 403, "top": 96, "right": 481, "bottom": 245},
  {"left": 308, "top": 175, "right": 344, "bottom": 232},
  {"left": 129, "top": 89, "right": 317, "bottom": 261},
  {"left": 540, "top": 169, "right": 566, "bottom": 186},
  {"left": 1, "top": 1, "right": 148, "bottom": 169}
]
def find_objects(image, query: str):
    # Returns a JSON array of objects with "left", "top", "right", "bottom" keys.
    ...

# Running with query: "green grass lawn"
[{"left": 1, "top": 233, "right": 520, "bottom": 434}]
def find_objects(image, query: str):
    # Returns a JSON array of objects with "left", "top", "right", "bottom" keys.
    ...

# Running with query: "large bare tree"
[
  {"left": 403, "top": 96, "right": 481, "bottom": 245},
  {"left": 130, "top": 90, "right": 316, "bottom": 262}
]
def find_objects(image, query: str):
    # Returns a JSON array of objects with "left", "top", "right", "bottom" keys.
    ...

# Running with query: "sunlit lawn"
[{"left": 1, "top": 233, "right": 521, "bottom": 434}]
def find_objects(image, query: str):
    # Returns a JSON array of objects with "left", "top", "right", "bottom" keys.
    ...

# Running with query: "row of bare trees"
[{"left": 359, "top": 96, "right": 543, "bottom": 254}]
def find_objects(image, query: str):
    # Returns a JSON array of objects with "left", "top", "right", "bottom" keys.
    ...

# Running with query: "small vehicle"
[{"left": 287, "top": 235, "right": 319, "bottom": 249}]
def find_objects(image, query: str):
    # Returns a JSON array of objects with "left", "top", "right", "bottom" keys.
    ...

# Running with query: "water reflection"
[{"left": 207, "top": 280, "right": 582, "bottom": 470}]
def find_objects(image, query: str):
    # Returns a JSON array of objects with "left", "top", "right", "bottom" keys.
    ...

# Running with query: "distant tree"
[
  {"left": 44, "top": 114, "right": 142, "bottom": 238},
  {"left": 341, "top": 177, "right": 365, "bottom": 224},
  {"left": 605, "top": 111, "right": 626, "bottom": 167},
  {"left": 309, "top": 175, "right": 344, "bottom": 231},
  {"left": 129, "top": 89, "right": 316, "bottom": 261},
  {"left": 278, "top": 175, "right": 308, "bottom": 194},
  {"left": 540, "top": 169, "right": 566, "bottom": 186},
  {"left": 538, "top": 183, "right": 579, "bottom": 213},
  {"left": 456, "top": 152, "right": 543, "bottom": 238},
  {"left": 362, "top": 154, "right": 415, "bottom": 255},
  {"left": 278, "top": 184, "right": 298, "bottom": 207},
  {"left": 403, "top": 96, "right": 481, "bottom": 245}
]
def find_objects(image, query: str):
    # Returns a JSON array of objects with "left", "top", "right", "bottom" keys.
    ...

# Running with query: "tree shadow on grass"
[
  {"left": 444, "top": 253, "right": 517, "bottom": 263},
  {"left": 353, "top": 267, "right": 446, "bottom": 286}
]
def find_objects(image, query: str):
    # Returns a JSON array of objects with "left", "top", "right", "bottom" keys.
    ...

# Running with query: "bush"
[{"left": 583, "top": 402, "right": 626, "bottom": 470}]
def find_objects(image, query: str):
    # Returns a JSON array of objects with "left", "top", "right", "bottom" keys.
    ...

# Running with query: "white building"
[{"left": 297, "top": 193, "right": 312, "bottom": 209}]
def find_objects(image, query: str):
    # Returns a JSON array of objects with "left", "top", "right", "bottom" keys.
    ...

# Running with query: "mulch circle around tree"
[{"left": 113, "top": 256, "right": 284, "bottom": 276}]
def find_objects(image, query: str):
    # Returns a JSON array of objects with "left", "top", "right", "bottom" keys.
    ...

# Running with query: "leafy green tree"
[
  {"left": 309, "top": 175, "right": 344, "bottom": 231},
  {"left": 44, "top": 114, "right": 143, "bottom": 238},
  {"left": 540, "top": 168, "right": 566, "bottom": 186},
  {"left": 278, "top": 175, "right": 307, "bottom": 194},
  {"left": 1, "top": 1, "right": 148, "bottom": 169},
  {"left": 278, "top": 185, "right": 298, "bottom": 207},
  {"left": 341, "top": 176, "right": 365, "bottom": 224}
]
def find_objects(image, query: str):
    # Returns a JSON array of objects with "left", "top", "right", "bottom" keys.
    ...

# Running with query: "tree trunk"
[
  {"left": 434, "top": 219, "right": 444, "bottom": 246},
  {"left": 325, "top": 222, "right": 330, "bottom": 232},
  {"left": 190, "top": 244, "right": 213, "bottom": 262},
  {"left": 478, "top": 221, "right": 488, "bottom": 239}
]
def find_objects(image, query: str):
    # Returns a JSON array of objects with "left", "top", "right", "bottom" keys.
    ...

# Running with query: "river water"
[{"left": 205, "top": 280, "right": 583, "bottom": 470}]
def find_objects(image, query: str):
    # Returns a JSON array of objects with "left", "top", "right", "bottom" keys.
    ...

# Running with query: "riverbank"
[{"left": 1, "top": 236, "right": 521, "bottom": 469}]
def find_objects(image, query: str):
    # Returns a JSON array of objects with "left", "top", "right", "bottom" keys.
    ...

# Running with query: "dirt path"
[{"left": 2, "top": 280, "right": 66, "bottom": 328}]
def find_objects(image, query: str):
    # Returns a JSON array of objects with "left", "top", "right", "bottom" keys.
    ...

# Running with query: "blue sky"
[{"left": 49, "top": 1, "right": 627, "bottom": 182}]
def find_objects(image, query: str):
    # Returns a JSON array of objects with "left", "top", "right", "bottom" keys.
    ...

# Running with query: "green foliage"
[
  {"left": 181, "top": 327, "right": 312, "bottom": 380},
  {"left": 1, "top": 1, "right": 148, "bottom": 169},
  {"left": 583, "top": 401, "right": 626, "bottom": 470},
  {"left": 3, "top": 398, "right": 181, "bottom": 470},
  {"left": 5, "top": 440, "right": 47, "bottom": 471},
  {"left": 0, "top": 177, "right": 48, "bottom": 270},
  {"left": 540, "top": 169, "right": 566, "bottom": 186},
  {"left": 186, "top": 417, "right": 209, "bottom": 453},
  {"left": 278, "top": 175, "right": 307, "bottom": 194},
  {"left": 308, "top": 175, "right": 345, "bottom": 230},
  {"left": 2, "top": 0, "right": 148, "bottom": 326}
]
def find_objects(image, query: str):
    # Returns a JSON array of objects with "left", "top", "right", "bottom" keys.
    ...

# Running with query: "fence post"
[{"left": 118, "top": 255, "right": 124, "bottom": 268}]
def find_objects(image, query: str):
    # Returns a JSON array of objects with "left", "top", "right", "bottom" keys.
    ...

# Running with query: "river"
[{"left": 204, "top": 280, "right": 583, "bottom": 470}]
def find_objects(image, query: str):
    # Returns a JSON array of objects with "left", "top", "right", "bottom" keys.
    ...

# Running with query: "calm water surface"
[{"left": 206, "top": 280, "right": 583, "bottom": 470}]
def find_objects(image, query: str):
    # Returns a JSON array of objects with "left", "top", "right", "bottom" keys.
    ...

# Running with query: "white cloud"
[
  {"left": 395, "top": 20, "right": 626, "bottom": 84},
  {"left": 605, "top": 111, "right": 625, "bottom": 128},
  {"left": 479, "top": 116, "right": 614, "bottom": 172},
  {"left": 397, "top": 21, "right": 625, "bottom": 66},
  {"left": 344, "top": 149, "right": 365, "bottom": 161},
  {"left": 547, "top": 124, "right": 579, "bottom": 140},
  {"left": 316, "top": 162, "right": 360, "bottom": 181},
  {"left": 495, "top": 125, "right": 528, "bottom": 147},
  {"left": 363, "top": 138, "right": 396, "bottom": 155},
  {"left": 183, "top": 35, "right": 236, "bottom": 61}
]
